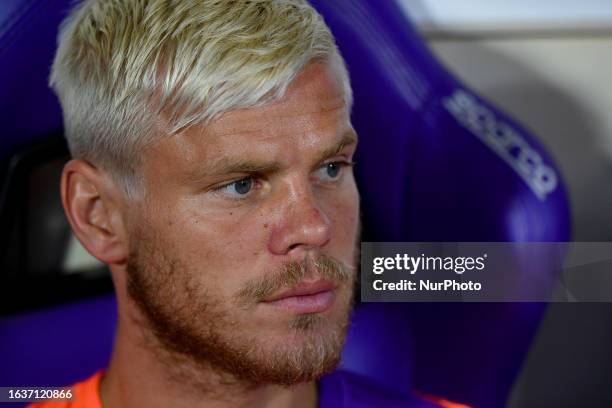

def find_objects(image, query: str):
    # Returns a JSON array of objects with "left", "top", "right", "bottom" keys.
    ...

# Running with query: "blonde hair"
[{"left": 50, "top": 0, "right": 352, "bottom": 196}]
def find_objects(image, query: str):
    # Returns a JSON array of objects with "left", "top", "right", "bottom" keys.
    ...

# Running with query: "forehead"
[
  {"left": 146, "top": 62, "right": 352, "bottom": 173},
  {"left": 208, "top": 62, "right": 348, "bottom": 137}
]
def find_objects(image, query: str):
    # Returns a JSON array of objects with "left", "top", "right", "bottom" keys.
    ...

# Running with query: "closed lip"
[{"left": 263, "top": 280, "right": 337, "bottom": 302}]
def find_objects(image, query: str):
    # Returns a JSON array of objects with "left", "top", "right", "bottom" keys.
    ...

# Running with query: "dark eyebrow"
[
  {"left": 313, "top": 131, "right": 358, "bottom": 165},
  {"left": 187, "top": 130, "right": 358, "bottom": 182},
  {"left": 189, "top": 158, "right": 283, "bottom": 181}
]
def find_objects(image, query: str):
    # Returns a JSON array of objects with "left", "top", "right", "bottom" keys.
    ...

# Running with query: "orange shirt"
[
  {"left": 27, "top": 371, "right": 103, "bottom": 408},
  {"left": 27, "top": 370, "right": 470, "bottom": 408},
  {"left": 421, "top": 394, "right": 472, "bottom": 408}
]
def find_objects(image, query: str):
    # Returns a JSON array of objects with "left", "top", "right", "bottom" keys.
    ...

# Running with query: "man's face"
[{"left": 124, "top": 62, "right": 360, "bottom": 385}]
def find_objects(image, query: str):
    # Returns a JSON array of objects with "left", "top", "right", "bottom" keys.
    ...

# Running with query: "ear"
[{"left": 61, "top": 159, "right": 129, "bottom": 265}]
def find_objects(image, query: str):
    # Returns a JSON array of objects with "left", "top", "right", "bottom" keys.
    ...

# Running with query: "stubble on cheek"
[{"left": 123, "top": 222, "right": 359, "bottom": 387}]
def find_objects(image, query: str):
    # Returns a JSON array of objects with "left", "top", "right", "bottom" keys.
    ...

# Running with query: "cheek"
[
  {"left": 325, "top": 185, "right": 360, "bottom": 253},
  {"left": 160, "top": 201, "right": 270, "bottom": 291}
]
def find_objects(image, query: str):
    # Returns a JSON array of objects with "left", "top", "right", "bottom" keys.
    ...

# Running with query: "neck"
[{"left": 100, "top": 298, "right": 318, "bottom": 408}]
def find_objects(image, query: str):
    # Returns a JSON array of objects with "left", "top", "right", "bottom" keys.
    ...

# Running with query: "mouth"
[{"left": 261, "top": 280, "right": 337, "bottom": 314}]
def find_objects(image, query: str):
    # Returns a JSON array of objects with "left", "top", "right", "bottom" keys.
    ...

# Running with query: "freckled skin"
[
  {"left": 121, "top": 62, "right": 360, "bottom": 390},
  {"left": 130, "top": 63, "right": 360, "bottom": 330},
  {"left": 84, "top": 61, "right": 361, "bottom": 408}
]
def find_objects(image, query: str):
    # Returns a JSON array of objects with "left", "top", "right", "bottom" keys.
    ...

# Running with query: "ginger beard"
[{"left": 125, "top": 228, "right": 357, "bottom": 387}]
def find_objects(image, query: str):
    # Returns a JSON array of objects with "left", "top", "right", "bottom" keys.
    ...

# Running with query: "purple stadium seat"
[{"left": 310, "top": 1, "right": 571, "bottom": 406}]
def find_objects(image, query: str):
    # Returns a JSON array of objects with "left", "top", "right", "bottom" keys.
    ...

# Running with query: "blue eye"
[
  {"left": 217, "top": 177, "right": 254, "bottom": 197},
  {"left": 315, "top": 161, "right": 353, "bottom": 182},
  {"left": 326, "top": 163, "right": 341, "bottom": 178},
  {"left": 233, "top": 178, "right": 253, "bottom": 194}
]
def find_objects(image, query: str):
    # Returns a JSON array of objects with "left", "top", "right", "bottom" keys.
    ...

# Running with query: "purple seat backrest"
[
  {"left": 0, "top": 1, "right": 571, "bottom": 407},
  {"left": 0, "top": 0, "right": 66, "bottom": 166},
  {"left": 0, "top": 295, "right": 117, "bottom": 408},
  {"left": 310, "top": 0, "right": 571, "bottom": 406}
]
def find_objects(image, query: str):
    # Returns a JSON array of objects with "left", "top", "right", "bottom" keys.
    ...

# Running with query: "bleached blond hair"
[{"left": 50, "top": 0, "right": 352, "bottom": 196}]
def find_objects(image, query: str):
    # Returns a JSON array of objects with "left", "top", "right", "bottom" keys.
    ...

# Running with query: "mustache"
[{"left": 235, "top": 253, "right": 353, "bottom": 305}]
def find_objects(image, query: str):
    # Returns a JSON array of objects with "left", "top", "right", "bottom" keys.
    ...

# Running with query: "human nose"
[{"left": 267, "top": 180, "right": 332, "bottom": 257}]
